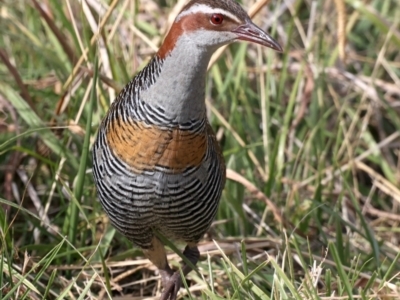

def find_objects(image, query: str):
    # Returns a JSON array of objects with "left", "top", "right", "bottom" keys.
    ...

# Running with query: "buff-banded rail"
[{"left": 92, "top": 0, "right": 281, "bottom": 298}]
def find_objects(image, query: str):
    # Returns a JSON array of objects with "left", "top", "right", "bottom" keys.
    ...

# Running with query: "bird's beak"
[{"left": 232, "top": 21, "right": 282, "bottom": 52}]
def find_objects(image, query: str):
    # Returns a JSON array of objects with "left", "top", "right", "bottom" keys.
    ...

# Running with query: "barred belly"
[{"left": 92, "top": 116, "right": 225, "bottom": 248}]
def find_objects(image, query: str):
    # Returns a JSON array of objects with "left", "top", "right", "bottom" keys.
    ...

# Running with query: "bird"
[{"left": 92, "top": 0, "right": 281, "bottom": 299}]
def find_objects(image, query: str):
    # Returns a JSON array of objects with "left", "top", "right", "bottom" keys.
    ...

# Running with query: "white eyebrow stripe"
[{"left": 176, "top": 4, "right": 241, "bottom": 24}]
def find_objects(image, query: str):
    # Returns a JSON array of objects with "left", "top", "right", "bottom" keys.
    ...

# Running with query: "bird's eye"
[{"left": 210, "top": 13, "right": 224, "bottom": 25}]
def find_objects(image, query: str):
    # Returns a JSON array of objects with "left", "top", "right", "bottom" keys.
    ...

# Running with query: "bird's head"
[{"left": 158, "top": 0, "right": 282, "bottom": 58}]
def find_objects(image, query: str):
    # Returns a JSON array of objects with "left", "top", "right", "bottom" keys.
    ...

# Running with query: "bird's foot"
[
  {"left": 158, "top": 244, "right": 199, "bottom": 300},
  {"left": 160, "top": 271, "right": 181, "bottom": 300}
]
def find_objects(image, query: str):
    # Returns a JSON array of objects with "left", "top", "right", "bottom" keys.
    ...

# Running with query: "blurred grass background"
[{"left": 1, "top": 0, "right": 400, "bottom": 299}]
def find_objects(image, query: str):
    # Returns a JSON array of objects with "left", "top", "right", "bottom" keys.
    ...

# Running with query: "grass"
[{"left": 1, "top": 0, "right": 400, "bottom": 299}]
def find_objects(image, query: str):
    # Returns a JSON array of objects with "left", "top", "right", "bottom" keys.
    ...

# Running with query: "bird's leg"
[
  {"left": 142, "top": 237, "right": 174, "bottom": 295},
  {"left": 160, "top": 242, "right": 200, "bottom": 300},
  {"left": 144, "top": 238, "right": 199, "bottom": 300}
]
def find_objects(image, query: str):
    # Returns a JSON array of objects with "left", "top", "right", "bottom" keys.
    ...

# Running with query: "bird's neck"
[{"left": 138, "top": 32, "right": 215, "bottom": 125}]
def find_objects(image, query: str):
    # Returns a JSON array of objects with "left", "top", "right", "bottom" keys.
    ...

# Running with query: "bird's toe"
[{"left": 160, "top": 272, "right": 182, "bottom": 300}]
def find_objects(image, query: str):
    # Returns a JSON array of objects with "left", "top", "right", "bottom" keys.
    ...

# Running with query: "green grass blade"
[{"left": 67, "top": 56, "right": 98, "bottom": 262}]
